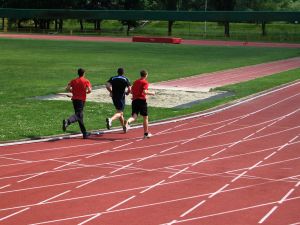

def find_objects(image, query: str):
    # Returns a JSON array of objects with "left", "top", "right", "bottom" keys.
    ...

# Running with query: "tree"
[
  {"left": 118, "top": 0, "right": 144, "bottom": 35},
  {"left": 158, "top": 0, "right": 180, "bottom": 36},
  {"left": 210, "top": 0, "right": 236, "bottom": 37}
]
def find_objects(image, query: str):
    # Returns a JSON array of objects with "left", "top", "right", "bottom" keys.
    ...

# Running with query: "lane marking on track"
[
  {"left": 53, "top": 159, "right": 82, "bottom": 170},
  {"left": 140, "top": 180, "right": 165, "bottom": 194},
  {"left": 249, "top": 161, "right": 263, "bottom": 170},
  {"left": 160, "top": 145, "right": 178, "bottom": 154},
  {"left": 0, "top": 156, "right": 32, "bottom": 163},
  {"left": 27, "top": 213, "right": 97, "bottom": 225},
  {"left": 113, "top": 142, "right": 134, "bottom": 150},
  {"left": 0, "top": 184, "right": 11, "bottom": 190},
  {"left": 110, "top": 163, "right": 134, "bottom": 174},
  {"left": 192, "top": 157, "right": 210, "bottom": 166},
  {"left": 106, "top": 195, "right": 136, "bottom": 212},
  {"left": 77, "top": 213, "right": 102, "bottom": 225},
  {"left": 168, "top": 167, "right": 189, "bottom": 179},
  {"left": 0, "top": 207, "right": 30, "bottom": 222},
  {"left": 231, "top": 171, "right": 248, "bottom": 183},
  {"left": 279, "top": 188, "right": 295, "bottom": 204},
  {"left": 17, "top": 172, "right": 48, "bottom": 183},
  {"left": 209, "top": 184, "right": 230, "bottom": 199},
  {"left": 137, "top": 154, "right": 157, "bottom": 162},
  {"left": 259, "top": 188, "right": 296, "bottom": 224},
  {"left": 85, "top": 150, "right": 110, "bottom": 159},
  {"left": 170, "top": 123, "right": 300, "bottom": 221},
  {"left": 258, "top": 206, "right": 278, "bottom": 224},
  {"left": 38, "top": 190, "right": 71, "bottom": 205},
  {"left": 76, "top": 175, "right": 106, "bottom": 189},
  {"left": 161, "top": 196, "right": 300, "bottom": 225},
  {"left": 180, "top": 200, "right": 206, "bottom": 218}
]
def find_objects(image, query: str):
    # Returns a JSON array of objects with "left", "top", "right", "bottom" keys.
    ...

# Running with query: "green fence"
[{"left": 0, "top": 8, "right": 299, "bottom": 23}]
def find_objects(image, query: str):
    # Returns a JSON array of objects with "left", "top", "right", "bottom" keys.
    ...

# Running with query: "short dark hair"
[
  {"left": 117, "top": 68, "right": 124, "bottom": 75},
  {"left": 140, "top": 70, "right": 148, "bottom": 77},
  {"left": 78, "top": 68, "right": 85, "bottom": 77}
]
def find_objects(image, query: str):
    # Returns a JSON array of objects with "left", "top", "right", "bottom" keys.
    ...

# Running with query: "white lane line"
[
  {"left": 279, "top": 188, "right": 295, "bottom": 204},
  {"left": 85, "top": 150, "right": 110, "bottom": 159},
  {"left": 17, "top": 172, "right": 48, "bottom": 183},
  {"left": 110, "top": 163, "right": 134, "bottom": 174},
  {"left": 0, "top": 184, "right": 11, "bottom": 190},
  {"left": 296, "top": 181, "right": 300, "bottom": 187},
  {"left": 113, "top": 142, "right": 134, "bottom": 150},
  {"left": 137, "top": 154, "right": 157, "bottom": 162},
  {"left": 77, "top": 213, "right": 102, "bottom": 225},
  {"left": 106, "top": 195, "right": 136, "bottom": 212},
  {"left": 249, "top": 161, "right": 263, "bottom": 170},
  {"left": 160, "top": 145, "right": 178, "bottom": 154},
  {"left": 211, "top": 148, "right": 227, "bottom": 157},
  {"left": 180, "top": 200, "right": 206, "bottom": 218},
  {"left": 140, "top": 180, "right": 165, "bottom": 194},
  {"left": 162, "top": 220, "right": 178, "bottom": 225},
  {"left": 231, "top": 171, "right": 248, "bottom": 183},
  {"left": 168, "top": 167, "right": 189, "bottom": 179},
  {"left": 0, "top": 207, "right": 30, "bottom": 222},
  {"left": 38, "top": 190, "right": 71, "bottom": 205},
  {"left": 258, "top": 206, "right": 278, "bottom": 224},
  {"left": 264, "top": 152, "right": 277, "bottom": 160},
  {"left": 155, "top": 128, "right": 173, "bottom": 135},
  {"left": 192, "top": 157, "right": 210, "bottom": 166},
  {"left": 181, "top": 138, "right": 196, "bottom": 145},
  {"left": 53, "top": 159, "right": 81, "bottom": 170},
  {"left": 76, "top": 175, "right": 106, "bottom": 189},
  {"left": 0, "top": 156, "right": 32, "bottom": 163},
  {"left": 209, "top": 184, "right": 230, "bottom": 199},
  {"left": 28, "top": 213, "right": 97, "bottom": 225}
]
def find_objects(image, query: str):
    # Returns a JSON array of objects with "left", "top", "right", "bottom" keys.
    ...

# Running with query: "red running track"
[
  {"left": 152, "top": 57, "right": 300, "bottom": 91},
  {"left": 1, "top": 33, "right": 300, "bottom": 49},
  {"left": 1, "top": 81, "right": 300, "bottom": 224}
]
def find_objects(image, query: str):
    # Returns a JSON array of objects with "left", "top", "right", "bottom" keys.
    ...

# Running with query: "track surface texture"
[{"left": 1, "top": 81, "right": 300, "bottom": 225}]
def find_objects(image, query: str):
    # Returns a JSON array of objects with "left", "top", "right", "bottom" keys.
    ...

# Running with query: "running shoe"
[
  {"left": 62, "top": 119, "right": 68, "bottom": 132},
  {"left": 106, "top": 118, "right": 112, "bottom": 130},
  {"left": 143, "top": 133, "right": 153, "bottom": 139},
  {"left": 123, "top": 122, "right": 130, "bottom": 133}
]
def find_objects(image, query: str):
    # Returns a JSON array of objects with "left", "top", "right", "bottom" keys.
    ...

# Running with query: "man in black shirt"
[{"left": 106, "top": 68, "right": 131, "bottom": 131}]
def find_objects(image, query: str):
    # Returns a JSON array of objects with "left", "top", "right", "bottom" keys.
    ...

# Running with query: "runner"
[
  {"left": 105, "top": 68, "right": 131, "bottom": 131},
  {"left": 62, "top": 68, "right": 92, "bottom": 139},
  {"left": 124, "top": 70, "right": 155, "bottom": 138}
]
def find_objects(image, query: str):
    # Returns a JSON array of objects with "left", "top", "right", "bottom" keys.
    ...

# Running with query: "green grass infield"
[{"left": 0, "top": 38, "right": 299, "bottom": 141}]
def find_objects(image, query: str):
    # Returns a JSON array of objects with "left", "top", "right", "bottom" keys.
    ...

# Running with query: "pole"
[
  {"left": 4, "top": 18, "right": 8, "bottom": 32},
  {"left": 204, "top": 0, "right": 208, "bottom": 36}
]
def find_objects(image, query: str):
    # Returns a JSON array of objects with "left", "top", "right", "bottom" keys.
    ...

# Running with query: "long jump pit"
[{"left": 36, "top": 85, "right": 230, "bottom": 109}]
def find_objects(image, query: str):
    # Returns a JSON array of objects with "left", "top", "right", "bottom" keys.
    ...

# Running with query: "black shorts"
[
  {"left": 132, "top": 99, "right": 148, "bottom": 116},
  {"left": 112, "top": 97, "right": 125, "bottom": 111}
]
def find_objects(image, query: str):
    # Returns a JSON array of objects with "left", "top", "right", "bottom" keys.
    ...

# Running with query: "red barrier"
[{"left": 132, "top": 36, "right": 182, "bottom": 44}]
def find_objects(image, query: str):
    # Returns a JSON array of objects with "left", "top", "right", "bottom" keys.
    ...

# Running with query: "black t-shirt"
[{"left": 107, "top": 75, "right": 131, "bottom": 99}]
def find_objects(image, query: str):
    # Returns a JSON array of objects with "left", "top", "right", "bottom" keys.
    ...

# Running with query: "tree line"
[{"left": 1, "top": 0, "right": 299, "bottom": 36}]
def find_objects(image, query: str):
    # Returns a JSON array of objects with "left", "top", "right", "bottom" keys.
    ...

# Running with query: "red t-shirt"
[
  {"left": 69, "top": 76, "right": 91, "bottom": 101},
  {"left": 131, "top": 78, "right": 149, "bottom": 101}
]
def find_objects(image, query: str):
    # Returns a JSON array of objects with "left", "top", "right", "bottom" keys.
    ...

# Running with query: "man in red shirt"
[
  {"left": 124, "top": 70, "right": 155, "bottom": 138},
  {"left": 62, "top": 68, "right": 92, "bottom": 139}
]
